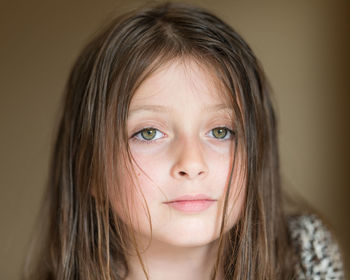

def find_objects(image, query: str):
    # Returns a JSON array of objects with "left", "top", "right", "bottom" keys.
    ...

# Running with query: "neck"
[{"left": 125, "top": 237, "right": 222, "bottom": 280}]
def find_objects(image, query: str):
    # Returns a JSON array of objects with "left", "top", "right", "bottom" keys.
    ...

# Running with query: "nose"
[{"left": 170, "top": 138, "right": 208, "bottom": 180}]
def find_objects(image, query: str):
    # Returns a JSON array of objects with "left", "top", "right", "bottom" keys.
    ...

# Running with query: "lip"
[{"left": 163, "top": 194, "right": 217, "bottom": 213}]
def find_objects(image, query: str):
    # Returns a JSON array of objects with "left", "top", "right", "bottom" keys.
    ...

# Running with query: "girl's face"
[{"left": 115, "top": 59, "right": 246, "bottom": 248}]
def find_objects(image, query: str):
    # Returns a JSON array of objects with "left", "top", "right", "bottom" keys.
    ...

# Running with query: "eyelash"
[{"left": 130, "top": 127, "right": 235, "bottom": 143}]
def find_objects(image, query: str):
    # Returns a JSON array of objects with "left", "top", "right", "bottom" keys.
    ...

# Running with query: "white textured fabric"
[{"left": 288, "top": 214, "right": 345, "bottom": 279}]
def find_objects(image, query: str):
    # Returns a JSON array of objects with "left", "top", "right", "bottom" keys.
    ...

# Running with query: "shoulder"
[{"left": 287, "top": 214, "right": 345, "bottom": 279}]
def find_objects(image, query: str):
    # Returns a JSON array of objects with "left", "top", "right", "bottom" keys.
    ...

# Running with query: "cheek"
[
  {"left": 200, "top": 147, "right": 246, "bottom": 229},
  {"left": 226, "top": 185, "right": 246, "bottom": 228},
  {"left": 225, "top": 154, "right": 247, "bottom": 228},
  {"left": 110, "top": 152, "right": 167, "bottom": 222},
  {"left": 130, "top": 151, "right": 168, "bottom": 198}
]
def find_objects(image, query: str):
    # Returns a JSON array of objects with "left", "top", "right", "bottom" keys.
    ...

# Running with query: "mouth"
[{"left": 163, "top": 194, "right": 217, "bottom": 213}]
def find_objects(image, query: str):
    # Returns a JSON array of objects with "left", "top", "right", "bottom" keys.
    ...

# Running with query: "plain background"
[{"left": 1, "top": 0, "right": 349, "bottom": 279}]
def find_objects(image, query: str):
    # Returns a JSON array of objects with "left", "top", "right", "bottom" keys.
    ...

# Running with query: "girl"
[{"left": 24, "top": 2, "right": 344, "bottom": 279}]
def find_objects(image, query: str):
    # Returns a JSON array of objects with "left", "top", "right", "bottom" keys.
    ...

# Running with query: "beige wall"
[{"left": 1, "top": 0, "right": 349, "bottom": 278}]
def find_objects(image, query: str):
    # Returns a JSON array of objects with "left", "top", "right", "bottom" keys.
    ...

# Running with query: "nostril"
[{"left": 178, "top": 170, "right": 205, "bottom": 177}]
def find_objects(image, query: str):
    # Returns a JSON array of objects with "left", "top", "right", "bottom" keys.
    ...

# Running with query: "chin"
[
  {"left": 160, "top": 234, "right": 219, "bottom": 248},
  {"left": 154, "top": 222, "right": 221, "bottom": 248}
]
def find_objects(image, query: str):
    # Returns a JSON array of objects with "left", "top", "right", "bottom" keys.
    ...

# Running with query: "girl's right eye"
[{"left": 132, "top": 128, "right": 165, "bottom": 142}]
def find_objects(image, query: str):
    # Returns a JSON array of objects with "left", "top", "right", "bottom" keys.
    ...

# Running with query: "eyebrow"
[
  {"left": 129, "top": 105, "right": 172, "bottom": 115},
  {"left": 204, "top": 103, "right": 233, "bottom": 112},
  {"left": 129, "top": 104, "right": 233, "bottom": 115}
]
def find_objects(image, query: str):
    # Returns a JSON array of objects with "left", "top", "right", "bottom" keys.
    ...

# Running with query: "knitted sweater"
[{"left": 288, "top": 214, "right": 345, "bottom": 279}]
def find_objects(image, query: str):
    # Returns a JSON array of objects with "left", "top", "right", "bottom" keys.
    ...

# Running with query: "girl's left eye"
[
  {"left": 132, "top": 127, "right": 165, "bottom": 142},
  {"left": 208, "top": 127, "right": 234, "bottom": 140}
]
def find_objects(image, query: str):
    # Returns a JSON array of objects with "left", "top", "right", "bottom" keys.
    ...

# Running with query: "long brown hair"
[{"left": 24, "top": 2, "right": 299, "bottom": 279}]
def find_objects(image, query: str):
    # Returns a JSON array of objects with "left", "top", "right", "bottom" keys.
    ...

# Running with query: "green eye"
[
  {"left": 132, "top": 127, "right": 165, "bottom": 142},
  {"left": 141, "top": 128, "right": 157, "bottom": 140},
  {"left": 212, "top": 127, "right": 229, "bottom": 139}
]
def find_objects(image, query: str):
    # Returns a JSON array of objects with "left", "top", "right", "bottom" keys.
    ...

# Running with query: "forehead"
[{"left": 130, "top": 58, "right": 232, "bottom": 112}]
